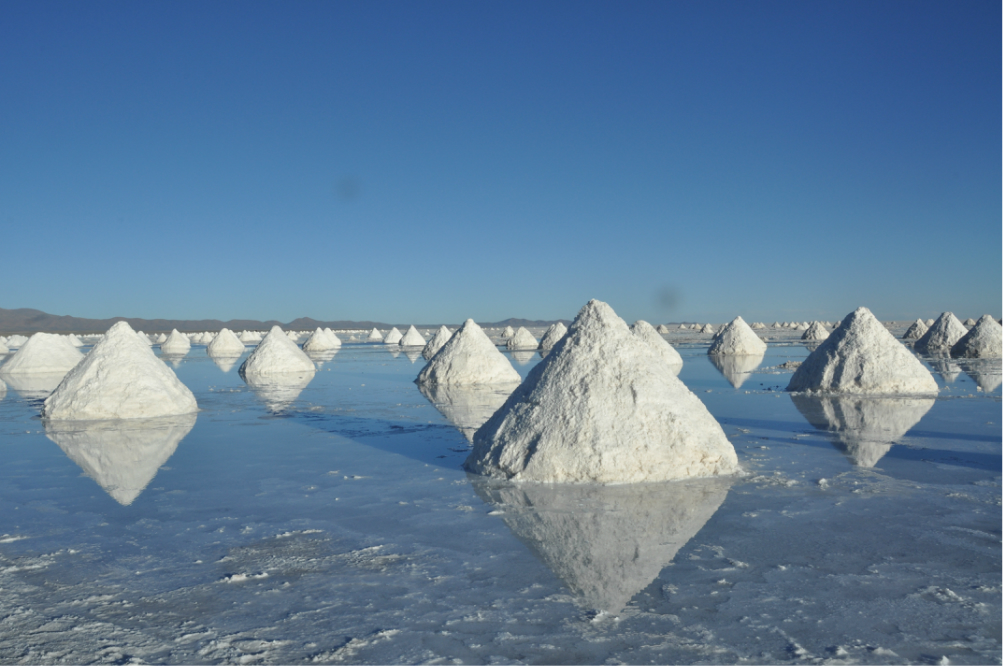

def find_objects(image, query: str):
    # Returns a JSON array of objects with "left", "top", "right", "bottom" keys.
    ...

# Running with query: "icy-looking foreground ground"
[{"left": 0, "top": 340, "right": 998, "bottom": 664}]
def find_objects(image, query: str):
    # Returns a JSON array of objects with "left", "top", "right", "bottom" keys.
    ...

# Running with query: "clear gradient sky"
[{"left": 1, "top": 1, "right": 999, "bottom": 325}]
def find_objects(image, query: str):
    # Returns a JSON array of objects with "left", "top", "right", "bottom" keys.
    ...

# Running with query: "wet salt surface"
[{"left": 0, "top": 342, "right": 998, "bottom": 664}]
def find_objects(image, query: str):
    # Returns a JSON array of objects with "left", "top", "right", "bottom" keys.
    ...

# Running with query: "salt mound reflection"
[
  {"left": 708, "top": 351, "right": 765, "bottom": 388},
  {"left": 161, "top": 353, "right": 188, "bottom": 368},
  {"left": 242, "top": 372, "right": 314, "bottom": 413},
  {"left": 510, "top": 350, "right": 535, "bottom": 366},
  {"left": 305, "top": 349, "right": 338, "bottom": 369},
  {"left": 790, "top": 394, "right": 934, "bottom": 467},
  {"left": 403, "top": 348, "right": 422, "bottom": 364},
  {"left": 962, "top": 359, "right": 1002, "bottom": 393},
  {"left": 472, "top": 476, "right": 732, "bottom": 613},
  {"left": 1, "top": 372, "right": 67, "bottom": 400},
  {"left": 418, "top": 382, "right": 516, "bottom": 443},
  {"left": 44, "top": 413, "right": 197, "bottom": 505},
  {"left": 928, "top": 357, "right": 962, "bottom": 384},
  {"left": 209, "top": 354, "right": 242, "bottom": 373}
]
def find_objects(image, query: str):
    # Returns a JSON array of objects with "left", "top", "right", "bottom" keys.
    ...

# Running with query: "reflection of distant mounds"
[
  {"left": 242, "top": 372, "right": 314, "bottom": 413},
  {"left": 510, "top": 350, "right": 536, "bottom": 366},
  {"left": 305, "top": 349, "right": 338, "bottom": 369},
  {"left": 960, "top": 359, "right": 1002, "bottom": 393},
  {"left": 472, "top": 476, "right": 732, "bottom": 613},
  {"left": 708, "top": 352, "right": 764, "bottom": 388},
  {"left": 418, "top": 382, "right": 515, "bottom": 443},
  {"left": 45, "top": 413, "right": 197, "bottom": 505},
  {"left": 209, "top": 353, "right": 242, "bottom": 373},
  {"left": 790, "top": 394, "right": 934, "bottom": 468},
  {"left": 928, "top": 357, "right": 962, "bottom": 383},
  {"left": 161, "top": 353, "right": 188, "bottom": 368},
  {"left": 1, "top": 372, "right": 67, "bottom": 400},
  {"left": 403, "top": 348, "right": 423, "bottom": 364}
]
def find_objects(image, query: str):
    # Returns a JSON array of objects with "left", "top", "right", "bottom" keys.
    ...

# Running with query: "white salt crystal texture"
[
  {"left": 467, "top": 300, "right": 739, "bottom": 484},
  {"left": 914, "top": 312, "right": 967, "bottom": 354},
  {"left": 631, "top": 320, "right": 682, "bottom": 373},
  {"left": 0, "top": 332, "right": 84, "bottom": 376},
  {"left": 539, "top": 323, "right": 568, "bottom": 351},
  {"left": 417, "top": 319, "right": 521, "bottom": 387},
  {"left": 708, "top": 317, "right": 767, "bottom": 356},
  {"left": 160, "top": 329, "right": 191, "bottom": 355},
  {"left": 399, "top": 325, "right": 426, "bottom": 347},
  {"left": 422, "top": 326, "right": 453, "bottom": 360},
  {"left": 950, "top": 315, "right": 1002, "bottom": 359},
  {"left": 239, "top": 326, "right": 316, "bottom": 377},
  {"left": 506, "top": 327, "right": 538, "bottom": 350},
  {"left": 207, "top": 328, "right": 246, "bottom": 357}
]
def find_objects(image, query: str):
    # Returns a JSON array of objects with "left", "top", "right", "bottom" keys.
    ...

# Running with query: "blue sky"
[{"left": 1, "top": 1, "right": 999, "bottom": 324}]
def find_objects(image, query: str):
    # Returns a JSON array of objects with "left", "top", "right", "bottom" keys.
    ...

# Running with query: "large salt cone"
[
  {"left": 45, "top": 413, "right": 196, "bottom": 506},
  {"left": 243, "top": 371, "right": 314, "bottom": 413},
  {"left": 506, "top": 327, "right": 538, "bottom": 351},
  {"left": 422, "top": 326, "right": 453, "bottom": 360},
  {"left": 0, "top": 332, "right": 84, "bottom": 377},
  {"left": 239, "top": 326, "right": 316, "bottom": 378},
  {"left": 539, "top": 322, "right": 568, "bottom": 351},
  {"left": 417, "top": 319, "right": 521, "bottom": 387},
  {"left": 709, "top": 351, "right": 765, "bottom": 388},
  {"left": 950, "top": 315, "right": 1002, "bottom": 359},
  {"left": 418, "top": 382, "right": 516, "bottom": 444},
  {"left": 914, "top": 312, "right": 968, "bottom": 354},
  {"left": 160, "top": 329, "right": 191, "bottom": 355},
  {"left": 787, "top": 307, "right": 938, "bottom": 395},
  {"left": 708, "top": 317, "right": 767, "bottom": 356},
  {"left": 468, "top": 300, "right": 739, "bottom": 483},
  {"left": 471, "top": 475, "right": 733, "bottom": 613},
  {"left": 207, "top": 328, "right": 246, "bottom": 356},
  {"left": 383, "top": 327, "right": 403, "bottom": 345},
  {"left": 631, "top": 320, "right": 682, "bottom": 374},
  {"left": 790, "top": 394, "right": 934, "bottom": 468}
]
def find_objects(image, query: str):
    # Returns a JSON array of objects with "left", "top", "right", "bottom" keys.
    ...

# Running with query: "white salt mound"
[
  {"left": 383, "top": 327, "right": 403, "bottom": 345},
  {"left": 0, "top": 332, "right": 84, "bottom": 376},
  {"left": 708, "top": 317, "right": 767, "bottom": 355},
  {"left": 631, "top": 320, "right": 683, "bottom": 372},
  {"left": 207, "top": 328, "right": 246, "bottom": 356},
  {"left": 700, "top": 324, "right": 715, "bottom": 334},
  {"left": 656, "top": 324, "right": 671, "bottom": 334},
  {"left": 5, "top": 335, "right": 28, "bottom": 348},
  {"left": 66, "top": 334, "right": 84, "bottom": 347},
  {"left": 467, "top": 299, "right": 739, "bottom": 484},
  {"left": 160, "top": 329, "right": 191, "bottom": 355},
  {"left": 239, "top": 326, "right": 316, "bottom": 377},
  {"left": 42, "top": 322, "right": 197, "bottom": 420},
  {"left": 506, "top": 327, "right": 538, "bottom": 350},
  {"left": 925, "top": 318, "right": 935, "bottom": 326},
  {"left": 366, "top": 328, "right": 384, "bottom": 343},
  {"left": 950, "top": 315, "right": 1002, "bottom": 359},
  {"left": 302, "top": 327, "right": 341, "bottom": 352},
  {"left": 417, "top": 319, "right": 521, "bottom": 386},
  {"left": 422, "top": 326, "right": 453, "bottom": 361},
  {"left": 787, "top": 307, "right": 938, "bottom": 395},
  {"left": 801, "top": 321, "right": 830, "bottom": 342},
  {"left": 0, "top": 340, "right": 8, "bottom": 355},
  {"left": 399, "top": 325, "right": 426, "bottom": 347},
  {"left": 964, "top": 318, "right": 977, "bottom": 327},
  {"left": 539, "top": 322, "right": 568, "bottom": 351},
  {"left": 323, "top": 328, "right": 342, "bottom": 346},
  {"left": 501, "top": 326, "right": 516, "bottom": 339},
  {"left": 239, "top": 330, "right": 261, "bottom": 344},
  {"left": 903, "top": 319, "right": 928, "bottom": 340},
  {"left": 914, "top": 312, "right": 969, "bottom": 354}
]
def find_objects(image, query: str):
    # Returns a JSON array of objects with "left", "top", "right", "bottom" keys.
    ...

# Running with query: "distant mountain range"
[{"left": 0, "top": 307, "right": 570, "bottom": 334}]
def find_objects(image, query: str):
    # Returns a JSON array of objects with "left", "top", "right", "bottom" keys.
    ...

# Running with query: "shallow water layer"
[{"left": 0, "top": 342, "right": 999, "bottom": 664}]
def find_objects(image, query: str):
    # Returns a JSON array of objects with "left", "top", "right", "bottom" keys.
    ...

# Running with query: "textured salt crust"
[
  {"left": 42, "top": 322, "right": 197, "bottom": 420},
  {"left": 950, "top": 315, "right": 1002, "bottom": 359},
  {"left": 302, "top": 327, "right": 342, "bottom": 352},
  {"left": 631, "top": 320, "right": 682, "bottom": 372},
  {"left": 399, "top": 326, "right": 426, "bottom": 347},
  {"left": 914, "top": 312, "right": 968, "bottom": 354},
  {"left": 903, "top": 319, "right": 928, "bottom": 340},
  {"left": 787, "top": 307, "right": 938, "bottom": 395},
  {"left": 0, "top": 332, "right": 84, "bottom": 376},
  {"left": 468, "top": 300, "right": 739, "bottom": 483},
  {"left": 383, "top": 327, "right": 403, "bottom": 345},
  {"left": 418, "top": 382, "right": 516, "bottom": 443},
  {"left": 422, "top": 326, "right": 453, "bottom": 360},
  {"left": 207, "top": 328, "right": 246, "bottom": 357},
  {"left": 709, "top": 353, "right": 765, "bottom": 388},
  {"left": 538, "top": 323, "right": 568, "bottom": 351},
  {"left": 801, "top": 322, "right": 830, "bottom": 341},
  {"left": 160, "top": 329, "right": 191, "bottom": 355},
  {"left": 506, "top": 327, "right": 538, "bottom": 350},
  {"left": 366, "top": 328, "right": 384, "bottom": 342},
  {"left": 708, "top": 317, "right": 767, "bottom": 356},
  {"left": 417, "top": 320, "right": 521, "bottom": 387},
  {"left": 239, "top": 326, "right": 316, "bottom": 377}
]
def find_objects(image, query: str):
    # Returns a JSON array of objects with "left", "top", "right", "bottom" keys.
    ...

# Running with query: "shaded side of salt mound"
[
  {"left": 239, "top": 326, "right": 316, "bottom": 377},
  {"left": 0, "top": 332, "right": 84, "bottom": 376},
  {"left": 951, "top": 315, "right": 1002, "bottom": 359},
  {"left": 136, "top": 331, "right": 154, "bottom": 346},
  {"left": 801, "top": 321, "right": 830, "bottom": 341},
  {"left": 399, "top": 325, "right": 426, "bottom": 347},
  {"left": 160, "top": 329, "right": 191, "bottom": 354},
  {"left": 708, "top": 317, "right": 767, "bottom": 355},
  {"left": 417, "top": 319, "right": 521, "bottom": 386},
  {"left": 468, "top": 299, "right": 738, "bottom": 483},
  {"left": 539, "top": 322, "right": 568, "bottom": 351},
  {"left": 366, "top": 327, "right": 383, "bottom": 342},
  {"left": 506, "top": 327, "right": 538, "bottom": 350},
  {"left": 914, "top": 312, "right": 967, "bottom": 354},
  {"left": 501, "top": 326, "right": 515, "bottom": 339},
  {"left": 787, "top": 307, "right": 938, "bottom": 395},
  {"left": 422, "top": 326, "right": 453, "bottom": 360},
  {"left": 207, "top": 328, "right": 246, "bottom": 356},
  {"left": 302, "top": 327, "right": 337, "bottom": 351},
  {"left": 903, "top": 319, "right": 928, "bottom": 340},
  {"left": 42, "top": 322, "right": 197, "bottom": 420},
  {"left": 631, "top": 320, "right": 682, "bottom": 371},
  {"left": 322, "top": 328, "right": 342, "bottom": 347},
  {"left": 383, "top": 327, "right": 403, "bottom": 345},
  {"left": 66, "top": 334, "right": 84, "bottom": 347}
]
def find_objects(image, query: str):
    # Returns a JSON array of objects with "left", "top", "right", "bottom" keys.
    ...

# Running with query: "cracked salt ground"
[{"left": 0, "top": 342, "right": 998, "bottom": 663}]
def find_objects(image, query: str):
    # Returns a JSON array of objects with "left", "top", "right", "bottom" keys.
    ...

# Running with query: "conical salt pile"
[
  {"left": 751, "top": 322, "right": 766, "bottom": 330},
  {"left": 366, "top": 327, "right": 384, "bottom": 342},
  {"left": 302, "top": 327, "right": 341, "bottom": 351},
  {"left": 708, "top": 317, "right": 767, "bottom": 355},
  {"left": 417, "top": 319, "right": 521, "bottom": 386},
  {"left": 239, "top": 326, "right": 316, "bottom": 377},
  {"left": 950, "top": 315, "right": 1002, "bottom": 359},
  {"left": 506, "top": 327, "right": 538, "bottom": 350},
  {"left": 160, "top": 329, "right": 191, "bottom": 355},
  {"left": 399, "top": 325, "right": 426, "bottom": 347},
  {"left": 801, "top": 321, "right": 830, "bottom": 342},
  {"left": 656, "top": 324, "right": 671, "bottom": 334},
  {"left": 66, "top": 334, "right": 84, "bottom": 347},
  {"left": 239, "top": 330, "right": 261, "bottom": 344},
  {"left": 903, "top": 319, "right": 928, "bottom": 340},
  {"left": 324, "top": 328, "right": 342, "bottom": 346},
  {"left": 539, "top": 322, "right": 568, "bottom": 351},
  {"left": 207, "top": 328, "right": 246, "bottom": 356},
  {"left": 914, "top": 312, "right": 968, "bottom": 354},
  {"left": 0, "top": 332, "right": 84, "bottom": 377},
  {"left": 964, "top": 318, "right": 977, "bottom": 327},
  {"left": 501, "top": 326, "right": 516, "bottom": 339},
  {"left": 136, "top": 331, "right": 154, "bottom": 346},
  {"left": 5, "top": 335, "right": 28, "bottom": 348},
  {"left": 422, "top": 326, "right": 453, "bottom": 360},
  {"left": 383, "top": 327, "right": 403, "bottom": 345},
  {"left": 787, "top": 307, "right": 938, "bottom": 395},
  {"left": 631, "top": 320, "right": 682, "bottom": 372},
  {"left": 0, "top": 340, "right": 8, "bottom": 355},
  {"left": 700, "top": 324, "right": 715, "bottom": 334},
  {"left": 42, "top": 322, "right": 197, "bottom": 420},
  {"left": 467, "top": 300, "right": 738, "bottom": 483}
]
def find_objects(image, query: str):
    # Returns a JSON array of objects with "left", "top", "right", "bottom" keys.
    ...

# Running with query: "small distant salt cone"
[
  {"left": 417, "top": 319, "right": 521, "bottom": 387},
  {"left": 656, "top": 324, "right": 671, "bottom": 334},
  {"left": 708, "top": 317, "right": 767, "bottom": 356},
  {"left": 678, "top": 324, "right": 689, "bottom": 330},
  {"left": 207, "top": 328, "right": 246, "bottom": 357},
  {"left": 963, "top": 318, "right": 977, "bottom": 327},
  {"left": 787, "top": 307, "right": 938, "bottom": 395},
  {"left": 506, "top": 327, "right": 538, "bottom": 350},
  {"left": 366, "top": 328, "right": 384, "bottom": 343},
  {"left": 383, "top": 327, "right": 403, "bottom": 345},
  {"left": 501, "top": 326, "right": 516, "bottom": 339},
  {"left": 422, "top": 326, "right": 453, "bottom": 360},
  {"left": 5, "top": 335, "right": 28, "bottom": 348},
  {"left": 323, "top": 328, "right": 342, "bottom": 346},
  {"left": 42, "top": 322, "right": 197, "bottom": 420},
  {"left": 467, "top": 300, "right": 739, "bottom": 483},
  {"left": 0, "top": 332, "right": 84, "bottom": 377},
  {"left": 950, "top": 315, "right": 1002, "bottom": 359},
  {"left": 239, "top": 326, "right": 316, "bottom": 378},
  {"left": 399, "top": 325, "right": 426, "bottom": 347},
  {"left": 914, "top": 312, "right": 968, "bottom": 354},
  {"left": 903, "top": 319, "right": 928, "bottom": 340},
  {"left": 801, "top": 321, "right": 830, "bottom": 342},
  {"left": 302, "top": 327, "right": 339, "bottom": 352},
  {"left": 239, "top": 331, "right": 260, "bottom": 344},
  {"left": 700, "top": 324, "right": 715, "bottom": 334},
  {"left": 66, "top": 334, "right": 84, "bottom": 348},
  {"left": 160, "top": 329, "right": 191, "bottom": 355},
  {"left": 538, "top": 323, "right": 568, "bottom": 351},
  {"left": 631, "top": 320, "right": 682, "bottom": 373}
]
